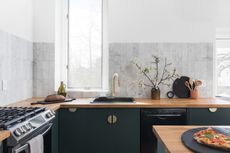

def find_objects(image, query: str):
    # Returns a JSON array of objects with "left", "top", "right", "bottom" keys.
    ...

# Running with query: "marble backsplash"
[
  {"left": 0, "top": 30, "right": 33, "bottom": 105},
  {"left": 32, "top": 42, "right": 214, "bottom": 98},
  {"left": 33, "top": 43, "right": 55, "bottom": 97},
  {"left": 109, "top": 43, "right": 214, "bottom": 98}
]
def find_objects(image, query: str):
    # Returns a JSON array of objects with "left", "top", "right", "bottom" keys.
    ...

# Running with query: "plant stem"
[
  {"left": 144, "top": 84, "right": 154, "bottom": 88},
  {"left": 135, "top": 63, "right": 155, "bottom": 87},
  {"left": 158, "top": 58, "right": 167, "bottom": 85},
  {"left": 155, "top": 58, "right": 159, "bottom": 86}
]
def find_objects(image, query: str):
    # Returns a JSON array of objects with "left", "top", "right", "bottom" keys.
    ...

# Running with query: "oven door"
[
  {"left": 14, "top": 144, "right": 29, "bottom": 153},
  {"left": 10, "top": 123, "right": 53, "bottom": 153}
]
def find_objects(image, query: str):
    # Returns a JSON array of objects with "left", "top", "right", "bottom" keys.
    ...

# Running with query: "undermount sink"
[{"left": 91, "top": 96, "right": 135, "bottom": 103}]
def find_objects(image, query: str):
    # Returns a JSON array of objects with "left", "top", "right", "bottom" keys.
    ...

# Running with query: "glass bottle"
[{"left": 58, "top": 81, "right": 67, "bottom": 97}]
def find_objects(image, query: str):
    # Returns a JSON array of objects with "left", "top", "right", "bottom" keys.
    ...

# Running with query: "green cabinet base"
[{"left": 59, "top": 108, "right": 140, "bottom": 153}]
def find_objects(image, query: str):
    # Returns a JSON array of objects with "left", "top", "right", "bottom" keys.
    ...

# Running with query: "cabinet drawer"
[{"left": 187, "top": 108, "right": 230, "bottom": 125}]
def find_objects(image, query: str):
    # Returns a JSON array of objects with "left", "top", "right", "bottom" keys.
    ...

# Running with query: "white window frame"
[
  {"left": 55, "top": 0, "right": 108, "bottom": 92},
  {"left": 215, "top": 36, "right": 230, "bottom": 98}
]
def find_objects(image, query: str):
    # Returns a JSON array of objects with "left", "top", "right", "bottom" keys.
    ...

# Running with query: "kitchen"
[{"left": 1, "top": 0, "right": 230, "bottom": 153}]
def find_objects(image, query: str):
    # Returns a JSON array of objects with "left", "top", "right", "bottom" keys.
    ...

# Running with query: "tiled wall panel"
[
  {"left": 33, "top": 43, "right": 55, "bottom": 97},
  {"left": 0, "top": 30, "right": 33, "bottom": 105},
  {"left": 109, "top": 43, "right": 213, "bottom": 98}
]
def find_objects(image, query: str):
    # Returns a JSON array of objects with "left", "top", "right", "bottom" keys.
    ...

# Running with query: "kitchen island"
[{"left": 152, "top": 126, "right": 230, "bottom": 153}]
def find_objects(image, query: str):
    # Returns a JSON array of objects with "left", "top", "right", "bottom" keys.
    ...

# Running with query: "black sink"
[{"left": 92, "top": 97, "right": 135, "bottom": 103}]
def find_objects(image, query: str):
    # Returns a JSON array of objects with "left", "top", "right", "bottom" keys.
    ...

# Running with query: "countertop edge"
[{"left": 0, "top": 131, "right": 10, "bottom": 142}]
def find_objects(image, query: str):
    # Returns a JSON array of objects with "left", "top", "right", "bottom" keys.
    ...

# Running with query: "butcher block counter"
[
  {"left": 152, "top": 126, "right": 199, "bottom": 153},
  {"left": 152, "top": 126, "right": 230, "bottom": 153},
  {"left": 0, "top": 131, "right": 10, "bottom": 142},
  {"left": 0, "top": 97, "right": 230, "bottom": 142},
  {"left": 61, "top": 97, "right": 230, "bottom": 108},
  {"left": 6, "top": 97, "right": 230, "bottom": 110}
]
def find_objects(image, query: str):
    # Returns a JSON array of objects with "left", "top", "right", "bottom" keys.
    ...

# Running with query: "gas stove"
[{"left": 0, "top": 107, "right": 55, "bottom": 147}]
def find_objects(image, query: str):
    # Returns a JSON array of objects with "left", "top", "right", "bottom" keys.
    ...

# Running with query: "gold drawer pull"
[
  {"left": 107, "top": 115, "right": 113, "bottom": 124},
  {"left": 112, "top": 115, "right": 117, "bottom": 124},
  {"left": 209, "top": 108, "right": 217, "bottom": 112},
  {"left": 107, "top": 115, "right": 118, "bottom": 124}
]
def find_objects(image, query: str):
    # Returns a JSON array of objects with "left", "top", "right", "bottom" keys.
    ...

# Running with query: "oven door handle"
[
  {"left": 41, "top": 123, "right": 53, "bottom": 136},
  {"left": 14, "top": 144, "right": 29, "bottom": 153}
]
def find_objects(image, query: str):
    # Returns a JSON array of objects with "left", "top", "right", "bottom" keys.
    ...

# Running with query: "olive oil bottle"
[{"left": 58, "top": 81, "right": 67, "bottom": 97}]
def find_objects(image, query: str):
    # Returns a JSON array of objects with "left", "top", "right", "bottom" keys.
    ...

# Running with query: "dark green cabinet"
[
  {"left": 187, "top": 108, "right": 230, "bottom": 125},
  {"left": 52, "top": 111, "right": 59, "bottom": 153},
  {"left": 0, "top": 142, "right": 3, "bottom": 153},
  {"left": 59, "top": 108, "right": 140, "bottom": 153}
]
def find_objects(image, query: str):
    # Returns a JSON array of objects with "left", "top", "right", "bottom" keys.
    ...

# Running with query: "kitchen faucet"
[{"left": 111, "top": 73, "right": 120, "bottom": 97}]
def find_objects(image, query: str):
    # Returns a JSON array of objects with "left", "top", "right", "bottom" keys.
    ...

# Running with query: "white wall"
[
  {"left": 35, "top": 0, "right": 230, "bottom": 43},
  {"left": 0, "top": 0, "right": 33, "bottom": 41},
  {"left": 108, "top": 0, "right": 217, "bottom": 43},
  {"left": 216, "top": 0, "right": 230, "bottom": 37},
  {"left": 33, "top": 0, "right": 55, "bottom": 43}
]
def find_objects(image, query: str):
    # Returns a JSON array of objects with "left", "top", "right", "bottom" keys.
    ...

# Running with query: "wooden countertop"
[
  {"left": 6, "top": 98, "right": 62, "bottom": 111},
  {"left": 0, "top": 131, "right": 10, "bottom": 142},
  {"left": 1, "top": 97, "right": 230, "bottom": 142},
  {"left": 153, "top": 126, "right": 230, "bottom": 153},
  {"left": 61, "top": 97, "right": 230, "bottom": 108},
  {"left": 4, "top": 97, "right": 230, "bottom": 109},
  {"left": 152, "top": 126, "right": 200, "bottom": 153}
]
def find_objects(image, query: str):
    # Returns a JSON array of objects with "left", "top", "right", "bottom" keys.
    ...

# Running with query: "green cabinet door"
[
  {"left": 187, "top": 108, "right": 230, "bottom": 125},
  {"left": 59, "top": 108, "right": 140, "bottom": 153}
]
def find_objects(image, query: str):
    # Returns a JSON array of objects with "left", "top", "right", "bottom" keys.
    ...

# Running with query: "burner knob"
[
  {"left": 27, "top": 123, "right": 35, "bottom": 129},
  {"left": 20, "top": 127, "right": 26, "bottom": 133},
  {"left": 25, "top": 124, "right": 31, "bottom": 130},
  {"left": 51, "top": 110, "right": 56, "bottom": 115},
  {"left": 22, "top": 125, "right": 29, "bottom": 132},
  {"left": 49, "top": 112, "right": 53, "bottom": 117},
  {"left": 17, "top": 128, "right": 23, "bottom": 134},
  {"left": 14, "top": 129, "right": 22, "bottom": 137},
  {"left": 46, "top": 112, "right": 52, "bottom": 118}
]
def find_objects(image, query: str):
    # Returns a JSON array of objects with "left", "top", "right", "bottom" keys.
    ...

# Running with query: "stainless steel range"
[{"left": 0, "top": 107, "right": 55, "bottom": 153}]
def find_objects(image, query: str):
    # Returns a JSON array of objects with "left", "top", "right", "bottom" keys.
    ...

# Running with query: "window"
[
  {"left": 68, "top": 0, "right": 103, "bottom": 90},
  {"left": 216, "top": 38, "right": 230, "bottom": 96},
  {"left": 56, "top": 0, "right": 108, "bottom": 91}
]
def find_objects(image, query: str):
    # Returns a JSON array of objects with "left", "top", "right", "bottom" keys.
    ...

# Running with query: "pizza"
[{"left": 193, "top": 127, "right": 230, "bottom": 151}]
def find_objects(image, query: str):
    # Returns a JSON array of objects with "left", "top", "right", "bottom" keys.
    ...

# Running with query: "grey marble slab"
[
  {"left": 33, "top": 43, "right": 55, "bottom": 97},
  {"left": 0, "top": 30, "right": 33, "bottom": 105},
  {"left": 109, "top": 43, "right": 214, "bottom": 98}
]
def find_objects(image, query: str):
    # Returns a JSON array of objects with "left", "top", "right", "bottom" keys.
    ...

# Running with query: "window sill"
[{"left": 216, "top": 95, "right": 230, "bottom": 101}]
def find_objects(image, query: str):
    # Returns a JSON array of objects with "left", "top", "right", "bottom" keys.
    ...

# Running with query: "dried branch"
[
  {"left": 132, "top": 56, "right": 179, "bottom": 89},
  {"left": 134, "top": 62, "right": 156, "bottom": 87}
]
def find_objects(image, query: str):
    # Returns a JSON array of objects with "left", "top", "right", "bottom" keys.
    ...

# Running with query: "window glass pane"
[
  {"left": 216, "top": 40, "right": 230, "bottom": 96},
  {"left": 68, "top": 0, "right": 102, "bottom": 89}
]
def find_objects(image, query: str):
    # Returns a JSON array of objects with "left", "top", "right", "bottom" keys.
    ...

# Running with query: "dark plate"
[
  {"left": 173, "top": 76, "right": 190, "bottom": 98},
  {"left": 181, "top": 127, "right": 230, "bottom": 153}
]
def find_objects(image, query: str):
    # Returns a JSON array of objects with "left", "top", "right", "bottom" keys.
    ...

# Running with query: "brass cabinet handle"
[
  {"left": 112, "top": 115, "right": 117, "bottom": 124},
  {"left": 209, "top": 108, "right": 217, "bottom": 113},
  {"left": 107, "top": 115, "right": 118, "bottom": 124},
  {"left": 107, "top": 115, "right": 113, "bottom": 124}
]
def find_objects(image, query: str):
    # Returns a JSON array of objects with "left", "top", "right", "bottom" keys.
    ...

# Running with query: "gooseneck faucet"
[{"left": 111, "top": 73, "right": 120, "bottom": 97}]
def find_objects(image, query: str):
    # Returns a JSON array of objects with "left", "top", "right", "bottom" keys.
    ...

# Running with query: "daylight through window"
[
  {"left": 68, "top": 0, "right": 103, "bottom": 89},
  {"left": 216, "top": 39, "right": 230, "bottom": 96}
]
